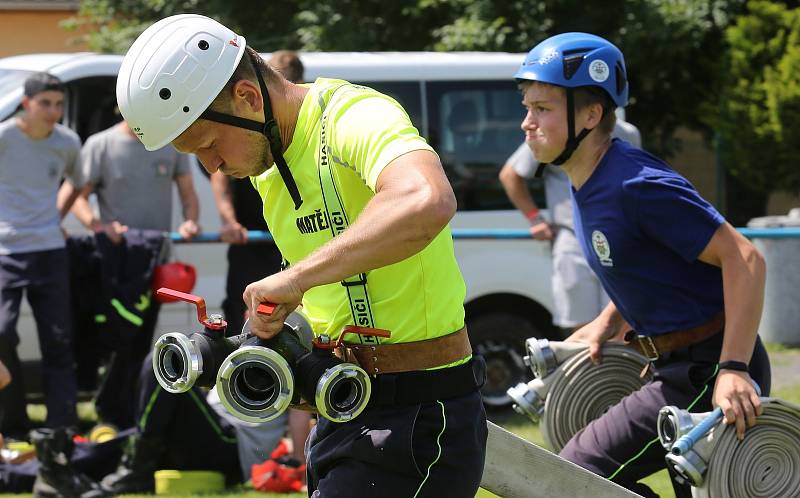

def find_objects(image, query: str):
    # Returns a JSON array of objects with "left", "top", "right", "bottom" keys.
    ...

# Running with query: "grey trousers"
[{"left": 560, "top": 332, "right": 771, "bottom": 497}]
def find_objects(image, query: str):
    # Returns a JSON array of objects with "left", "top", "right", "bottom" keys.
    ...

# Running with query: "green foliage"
[
  {"left": 61, "top": 0, "right": 301, "bottom": 54},
  {"left": 65, "top": 0, "right": 800, "bottom": 199},
  {"left": 704, "top": 1, "right": 800, "bottom": 196}
]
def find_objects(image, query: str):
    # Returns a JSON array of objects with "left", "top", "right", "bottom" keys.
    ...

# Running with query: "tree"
[
  {"left": 702, "top": 1, "right": 800, "bottom": 221},
  {"left": 62, "top": 0, "right": 302, "bottom": 54},
  {"left": 67, "top": 0, "right": 750, "bottom": 167}
]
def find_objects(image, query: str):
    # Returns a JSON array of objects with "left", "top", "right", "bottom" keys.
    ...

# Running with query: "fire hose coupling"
[
  {"left": 294, "top": 334, "right": 372, "bottom": 423},
  {"left": 657, "top": 406, "right": 711, "bottom": 452},
  {"left": 152, "top": 288, "right": 248, "bottom": 393},
  {"left": 216, "top": 322, "right": 310, "bottom": 423},
  {"left": 508, "top": 339, "right": 652, "bottom": 452},
  {"left": 656, "top": 396, "right": 800, "bottom": 497},
  {"left": 508, "top": 377, "right": 549, "bottom": 422},
  {"left": 665, "top": 448, "right": 708, "bottom": 488},
  {"left": 523, "top": 338, "right": 587, "bottom": 379},
  {"left": 216, "top": 306, "right": 389, "bottom": 424}
]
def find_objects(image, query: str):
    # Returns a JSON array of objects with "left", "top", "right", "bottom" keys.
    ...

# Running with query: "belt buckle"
[{"left": 638, "top": 336, "right": 660, "bottom": 362}]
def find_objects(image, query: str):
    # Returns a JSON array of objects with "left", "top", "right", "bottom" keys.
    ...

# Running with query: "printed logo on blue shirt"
[{"left": 591, "top": 230, "right": 614, "bottom": 267}]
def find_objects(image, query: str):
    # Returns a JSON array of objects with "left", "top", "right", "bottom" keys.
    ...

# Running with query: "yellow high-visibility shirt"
[{"left": 252, "top": 78, "right": 466, "bottom": 352}]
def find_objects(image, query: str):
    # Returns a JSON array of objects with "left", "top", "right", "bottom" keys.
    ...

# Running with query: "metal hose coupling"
[
  {"left": 294, "top": 334, "right": 372, "bottom": 423},
  {"left": 216, "top": 313, "right": 311, "bottom": 423},
  {"left": 523, "top": 338, "right": 587, "bottom": 379},
  {"left": 508, "top": 340, "right": 652, "bottom": 452},
  {"left": 217, "top": 305, "right": 387, "bottom": 424},
  {"left": 152, "top": 288, "right": 248, "bottom": 393},
  {"left": 657, "top": 405, "right": 710, "bottom": 451},
  {"left": 508, "top": 374, "right": 556, "bottom": 422},
  {"left": 510, "top": 339, "right": 589, "bottom": 421},
  {"left": 662, "top": 398, "right": 800, "bottom": 496}
]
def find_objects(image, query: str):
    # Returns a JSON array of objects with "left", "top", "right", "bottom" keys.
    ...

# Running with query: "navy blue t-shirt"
[{"left": 572, "top": 139, "right": 725, "bottom": 336}]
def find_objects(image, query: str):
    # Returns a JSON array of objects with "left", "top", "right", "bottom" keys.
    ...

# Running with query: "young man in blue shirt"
[{"left": 514, "top": 33, "right": 770, "bottom": 496}]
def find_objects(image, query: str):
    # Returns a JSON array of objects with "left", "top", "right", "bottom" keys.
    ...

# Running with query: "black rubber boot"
[
  {"left": 0, "top": 339, "right": 31, "bottom": 437},
  {"left": 100, "top": 434, "right": 164, "bottom": 495},
  {"left": 31, "top": 428, "right": 107, "bottom": 498}
]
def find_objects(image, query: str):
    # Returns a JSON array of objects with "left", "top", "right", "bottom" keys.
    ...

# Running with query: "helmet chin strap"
[
  {"left": 200, "top": 52, "right": 303, "bottom": 209},
  {"left": 550, "top": 88, "right": 593, "bottom": 167}
]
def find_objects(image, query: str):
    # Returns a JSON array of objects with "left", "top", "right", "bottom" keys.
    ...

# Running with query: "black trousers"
[
  {"left": 132, "top": 352, "right": 241, "bottom": 482},
  {"left": 222, "top": 243, "right": 282, "bottom": 336},
  {"left": 94, "top": 301, "right": 161, "bottom": 430},
  {"left": 306, "top": 389, "right": 487, "bottom": 498},
  {"left": 0, "top": 249, "right": 78, "bottom": 433},
  {"left": 559, "top": 332, "right": 771, "bottom": 497}
]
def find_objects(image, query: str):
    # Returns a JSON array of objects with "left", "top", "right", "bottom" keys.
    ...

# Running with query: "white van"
[{"left": 0, "top": 51, "right": 555, "bottom": 407}]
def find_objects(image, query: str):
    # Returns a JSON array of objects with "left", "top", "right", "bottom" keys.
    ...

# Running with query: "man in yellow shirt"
[{"left": 117, "top": 14, "right": 486, "bottom": 497}]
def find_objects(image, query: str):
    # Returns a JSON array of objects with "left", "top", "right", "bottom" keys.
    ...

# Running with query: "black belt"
[{"left": 368, "top": 356, "right": 486, "bottom": 407}]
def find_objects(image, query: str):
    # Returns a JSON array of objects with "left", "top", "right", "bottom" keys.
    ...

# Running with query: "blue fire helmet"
[{"left": 515, "top": 32, "right": 628, "bottom": 108}]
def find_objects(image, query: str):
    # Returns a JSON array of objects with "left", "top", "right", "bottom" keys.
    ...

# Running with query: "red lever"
[
  {"left": 155, "top": 287, "right": 225, "bottom": 330},
  {"left": 256, "top": 302, "right": 277, "bottom": 316}
]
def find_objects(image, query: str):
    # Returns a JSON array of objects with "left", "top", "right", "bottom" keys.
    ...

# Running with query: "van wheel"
[{"left": 468, "top": 313, "right": 538, "bottom": 409}]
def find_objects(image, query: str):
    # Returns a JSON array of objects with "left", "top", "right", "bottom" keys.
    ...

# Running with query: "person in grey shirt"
[
  {"left": 0, "top": 73, "right": 84, "bottom": 435},
  {"left": 57, "top": 119, "right": 200, "bottom": 429},
  {"left": 499, "top": 120, "right": 642, "bottom": 333},
  {"left": 64, "top": 119, "right": 200, "bottom": 242}
]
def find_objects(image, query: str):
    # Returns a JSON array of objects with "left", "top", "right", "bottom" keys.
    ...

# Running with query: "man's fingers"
[
  {"left": 741, "top": 396, "right": 758, "bottom": 429},
  {"left": 589, "top": 343, "right": 602, "bottom": 365},
  {"left": 724, "top": 401, "right": 746, "bottom": 440},
  {"left": 751, "top": 392, "right": 763, "bottom": 417}
]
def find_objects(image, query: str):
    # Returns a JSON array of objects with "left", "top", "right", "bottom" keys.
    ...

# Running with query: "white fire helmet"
[{"left": 116, "top": 14, "right": 246, "bottom": 150}]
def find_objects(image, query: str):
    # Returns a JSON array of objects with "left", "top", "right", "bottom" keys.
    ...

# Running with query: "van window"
[
  {"left": 427, "top": 80, "right": 543, "bottom": 211},
  {"left": 65, "top": 76, "right": 120, "bottom": 142},
  {"left": 359, "top": 81, "right": 423, "bottom": 131}
]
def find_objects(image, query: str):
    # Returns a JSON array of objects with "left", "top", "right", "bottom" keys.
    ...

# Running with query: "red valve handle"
[
  {"left": 252, "top": 302, "right": 392, "bottom": 348},
  {"left": 256, "top": 302, "right": 277, "bottom": 316},
  {"left": 155, "top": 287, "right": 225, "bottom": 330}
]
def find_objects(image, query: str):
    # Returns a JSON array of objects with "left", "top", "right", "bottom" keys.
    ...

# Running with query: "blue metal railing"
[{"left": 168, "top": 227, "right": 800, "bottom": 243}]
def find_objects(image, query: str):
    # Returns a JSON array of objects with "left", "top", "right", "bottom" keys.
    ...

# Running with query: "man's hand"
[
  {"left": 565, "top": 310, "right": 628, "bottom": 365},
  {"left": 220, "top": 221, "right": 248, "bottom": 244},
  {"left": 243, "top": 271, "right": 304, "bottom": 339},
  {"left": 177, "top": 219, "right": 201, "bottom": 240},
  {"left": 0, "top": 359, "right": 11, "bottom": 390},
  {"left": 529, "top": 220, "right": 554, "bottom": 240},
  {"left": 713, "top": 370, "right": 762, "bottom": 441},
  {"left": 93, "top": 221, "right": 128, "bottom": 244}
]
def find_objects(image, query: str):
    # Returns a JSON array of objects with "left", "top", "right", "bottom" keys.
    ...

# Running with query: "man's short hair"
[
  {"left": 24, "top": 73, "right": 65, "bottom": 98},
  {"left": 267, "top": 50, "right": 304, "bottom": 83}
]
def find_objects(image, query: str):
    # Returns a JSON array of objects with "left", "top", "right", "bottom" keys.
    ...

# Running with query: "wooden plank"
[{"left": 481, "top": 422, "right": 641, "bottom": 498}]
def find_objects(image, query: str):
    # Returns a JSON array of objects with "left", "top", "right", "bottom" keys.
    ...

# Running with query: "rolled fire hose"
[
  {"left": 660, "top": 398, "right": 800, "bottom": 497},
  {"left": 508, "top": 339, "right": 652, "bottom": 452}
]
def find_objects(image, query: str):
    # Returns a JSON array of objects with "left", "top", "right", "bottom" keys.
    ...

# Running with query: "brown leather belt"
[
  {"left": 334, "top": 327, "right": 472, "bottom": 374},
  {"left": 625, "top": 312, "right": 725, "bottom": 361}
]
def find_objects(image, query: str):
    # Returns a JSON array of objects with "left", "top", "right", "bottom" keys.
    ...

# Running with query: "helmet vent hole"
[
  {"left": 562, "top": 54, "right": 585, "bottom": 80},
  {"left": 615, "top": 62, "right": 627, "bottom": 96},
  {"left": 198, "top": 40, "right": 209, "bottom": 50},
  {"left": 183, "top": 106, "right": 190, "bottom": 113},
  {"left": 159, "top": 88, "right": 171, "bottom": 100}
]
